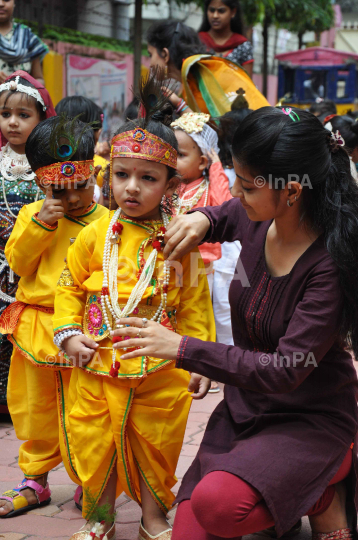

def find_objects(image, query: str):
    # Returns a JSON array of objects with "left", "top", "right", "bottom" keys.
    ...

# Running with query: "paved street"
[{"left": 0, "top": 385, "right": 312, "bottom": 540}]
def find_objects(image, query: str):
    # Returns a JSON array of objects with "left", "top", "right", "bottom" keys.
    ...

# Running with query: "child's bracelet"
[{"left": 54, "top": 328, "right": 83, "bottom": 352}]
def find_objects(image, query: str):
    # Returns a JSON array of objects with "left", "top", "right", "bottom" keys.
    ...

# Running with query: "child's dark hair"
[
  {"left": 55, "top": 96, "right": 103, "bottom": 131},
  {"left": 25, "top": 116, "right": 95, "bottom": 172},
  {"left": 232, "top": 106, "right": 358, "bottom": 359},
  {"left": 323, "top": 115, "right": 358, "bottom": 153},
  {"left": 199, "top": 0, "right": 244, "bottom": 35},
  {"left": 123, "top": 97, "right": 140, "bottom": 121},
  {"left": 218, "top": 109, "right": 252, "bottom": 167},
  {"left": 147, "top": 20, "right": 206, "bottom": 71},
  {"left": 309, "top": 99, "right": 337, "bottom": 121},
  {"left": 0, "top": 76, "right": 47, "bottom": 121}
]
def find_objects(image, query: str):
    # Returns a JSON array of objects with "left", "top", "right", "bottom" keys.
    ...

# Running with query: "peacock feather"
[{"left": 48, "top": 113, "right": 94, "bottom": 161}]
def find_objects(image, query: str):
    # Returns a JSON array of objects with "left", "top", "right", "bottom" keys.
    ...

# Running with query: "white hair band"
[{"left": 0, "top": 75, "right": 46, "bottom": 111}]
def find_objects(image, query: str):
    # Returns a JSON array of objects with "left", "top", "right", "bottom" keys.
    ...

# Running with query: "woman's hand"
[
  {"left": 163, "top": 212, "right": 211, "bottom": 261},
  {"left": 188, "top": 373, "right": 211, "bottom": 399},
  {"left": 62, "top": 334, "right": 98, "bottom": 367},
  {"left": 111, "top": 318, "right": 182, "bottom": 361}
]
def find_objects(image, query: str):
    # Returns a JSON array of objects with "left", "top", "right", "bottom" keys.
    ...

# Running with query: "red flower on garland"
[
  {"left": 159, "top": 226, "right": 166, "bottom": 234},
  {"left": 109, "top": 360, "right": 121, "bottom": 378},
  {"left": 101, "top": 286, "right": 109, "bottom": 296},
  {"left": 112, "top": 336, "right": 123, "bottom": 344},
  {"left": 112, "top": 222, "right": 123, "bottom": 234},
  {"left": 163, "top": 284, "right": 169, "bottom": 293},
  {"left": 152, "top": 240, "right": 163, "bottom": 251}
]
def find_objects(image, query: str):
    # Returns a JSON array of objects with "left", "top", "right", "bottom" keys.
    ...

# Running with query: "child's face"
[
  {"left": 50, "top": 178, "right": 95, "bottom": 216},
  {"left": 0, "top": 92, "right": 41, "bottom": 151},
  {"left": 175, "top": 130, "right": 208, "bottom": 184},
  {"left": 112, "top": 157, "right": 177, "bottom": 220}
]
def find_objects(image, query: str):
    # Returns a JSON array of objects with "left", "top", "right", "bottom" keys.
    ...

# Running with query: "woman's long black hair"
[
  {"left": 232, "top": 106, "right": 358, "bottom": 359},
  {"left": 199, "top": 0, "right": 245, "bottom": 35},
  {"left": 147, "top": 20, "right": 206, "bottom": 71},
  {"left": 324, "top": 115, "right": 358, "bottom": 153}
]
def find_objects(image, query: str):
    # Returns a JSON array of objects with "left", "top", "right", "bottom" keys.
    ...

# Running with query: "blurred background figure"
[
  {"left": 198, "top": 0, "right": 253, "bottom": 76},
  {"left": 0, "top": 0, "right": 48, "bottom": 84},
  {"left": 309, "top": 99, "right": 337, "bottom": 124}
]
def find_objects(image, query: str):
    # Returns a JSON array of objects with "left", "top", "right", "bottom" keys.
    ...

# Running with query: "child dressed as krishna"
[{"left": 52, "top": 72, "right": 216, "bottom": 540}]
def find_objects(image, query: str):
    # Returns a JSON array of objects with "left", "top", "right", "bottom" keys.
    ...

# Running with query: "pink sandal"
[{"left": 0, "top": 478, "right": 51, "bottom": 518}]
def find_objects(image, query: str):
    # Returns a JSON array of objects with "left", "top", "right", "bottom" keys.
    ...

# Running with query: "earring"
[
  {"left": 164, "top": 65, "right": 168, "bottom": 78},
  {"left": 294, "top": 195, "right": 297, "bottom": 201},
  {"left": 287, "top": 199, "right": 293, "bottom": 207}
]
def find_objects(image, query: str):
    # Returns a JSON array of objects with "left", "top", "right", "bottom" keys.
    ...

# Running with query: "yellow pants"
[
  {"left": 69, "top": 364, "right": 191, "bottom": 518},
  {"left": 7, "top": 347, "right": 79, "bottom": 484}
]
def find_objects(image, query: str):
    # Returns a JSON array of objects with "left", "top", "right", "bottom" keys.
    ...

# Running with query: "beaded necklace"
[
  {"left": 0, "top": 143, "right": 39, "bottom": 219},
  {"left": 101, "top": 208, "right": 171, "bottom": 377},
  {"left": 175, "top": 177, "right": 209, "bottom": 215}
]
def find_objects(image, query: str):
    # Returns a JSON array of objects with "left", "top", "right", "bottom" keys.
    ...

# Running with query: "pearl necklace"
[
  {"left": 175, "top": 177, "right": 209, "bottom": 215},
  {"left": 101, "top": 208, "right": 171, "bottom": 376}
]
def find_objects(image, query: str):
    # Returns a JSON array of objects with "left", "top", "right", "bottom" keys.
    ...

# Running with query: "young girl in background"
[
  {"left": 198, "top": 0, "right": 254, "bottom": 76},
  {"left": 171, "top": 112, "right": 231, "bottom": 394},
  {"left": 53, "top": 75, "right": 215, "bottom": 540},
  {"left": 0, "top": 70, "right": 55, "bottom": 407},
  {"left": 171, "top": 112, "right": 232, "bottom": 291}
]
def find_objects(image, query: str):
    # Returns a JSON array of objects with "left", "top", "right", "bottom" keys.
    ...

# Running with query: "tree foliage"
[{"left": 239, "top": 0, "right": 334, "bottom": 34}]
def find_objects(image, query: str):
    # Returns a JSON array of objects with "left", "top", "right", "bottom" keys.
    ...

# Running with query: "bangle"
[
  {"left": 175, "top": 99, "right": 187, "bottom": 113},
  {"left": 181, "top": 105, "right": 189, "bottom": 113},
  {"left": 54, "top": 328, "right": 83, "bottom": 352}
]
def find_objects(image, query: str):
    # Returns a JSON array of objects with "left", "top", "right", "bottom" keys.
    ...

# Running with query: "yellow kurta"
[
  {"left": 53, "top": 213, "right": 216, "bottom": 516},
  {"left": 94, "top": 154, "right": 108, "bottom": 187},
  {"left": 4, "top": 200, "right": 107, "bottom": 480}
]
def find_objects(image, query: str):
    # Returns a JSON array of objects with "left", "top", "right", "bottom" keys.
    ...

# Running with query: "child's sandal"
[
  {"left": 0, "top": 478, "right": 51, "bottom": 518},
  {"left": 138, "top": 518, "right": 172, "bottom": 540},
  {"left": 69, "top": 522, "right": 115, "bottom": 539}
]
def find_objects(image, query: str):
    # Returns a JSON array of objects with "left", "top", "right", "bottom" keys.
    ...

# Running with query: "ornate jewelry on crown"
[
  {"left": 111, "top": 128, "right": 177, "bottom": 169},
  {"left": 101, "top": 208, "right": 171, "bottom": 378},
  {"left": 36, "top": 160, "right": 94, "bottom": 186},
  {"left": 0, "top": 75, "right": 47, "bottom": 111}
]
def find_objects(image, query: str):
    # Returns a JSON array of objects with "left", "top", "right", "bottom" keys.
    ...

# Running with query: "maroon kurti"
[{"left": 175, "top": 198, "right": 358, "bottom": 536}]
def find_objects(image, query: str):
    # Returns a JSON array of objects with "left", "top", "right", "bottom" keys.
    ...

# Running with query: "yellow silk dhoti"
[
  {"left": 7, "top": 348, "right": 78, "bottom": 484},
  {"left": 69, "top": 363, "right": 191, "bottom": 518}
]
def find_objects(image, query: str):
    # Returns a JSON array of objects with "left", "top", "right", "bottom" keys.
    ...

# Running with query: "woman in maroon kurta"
[{"left": 113, "top": 107, "right": 358, "bottom": 540}]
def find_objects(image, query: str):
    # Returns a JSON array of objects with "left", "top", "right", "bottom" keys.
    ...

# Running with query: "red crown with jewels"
[
  {"left": 36, "top": 160, "right": 95, "bottom": 186},
  {"left": 111, "top": 128, "right": 177, "bottom": 169}
]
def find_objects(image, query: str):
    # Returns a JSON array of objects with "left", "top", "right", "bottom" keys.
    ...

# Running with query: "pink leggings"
[{"left": 172, "top": 449, "right": 352, "bottom": 540}]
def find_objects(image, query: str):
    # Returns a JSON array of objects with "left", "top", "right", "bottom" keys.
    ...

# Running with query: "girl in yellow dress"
[{"left": 53, "top": 75, "right": 216, "bottom": 540}]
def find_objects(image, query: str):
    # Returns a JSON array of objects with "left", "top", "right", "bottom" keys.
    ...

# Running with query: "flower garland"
[
  {"left": 101, "top": 208, "right": 170, "bottom": 377},
  {"left": 84, "top": 521, "right": 109, "bottom": 540}
]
